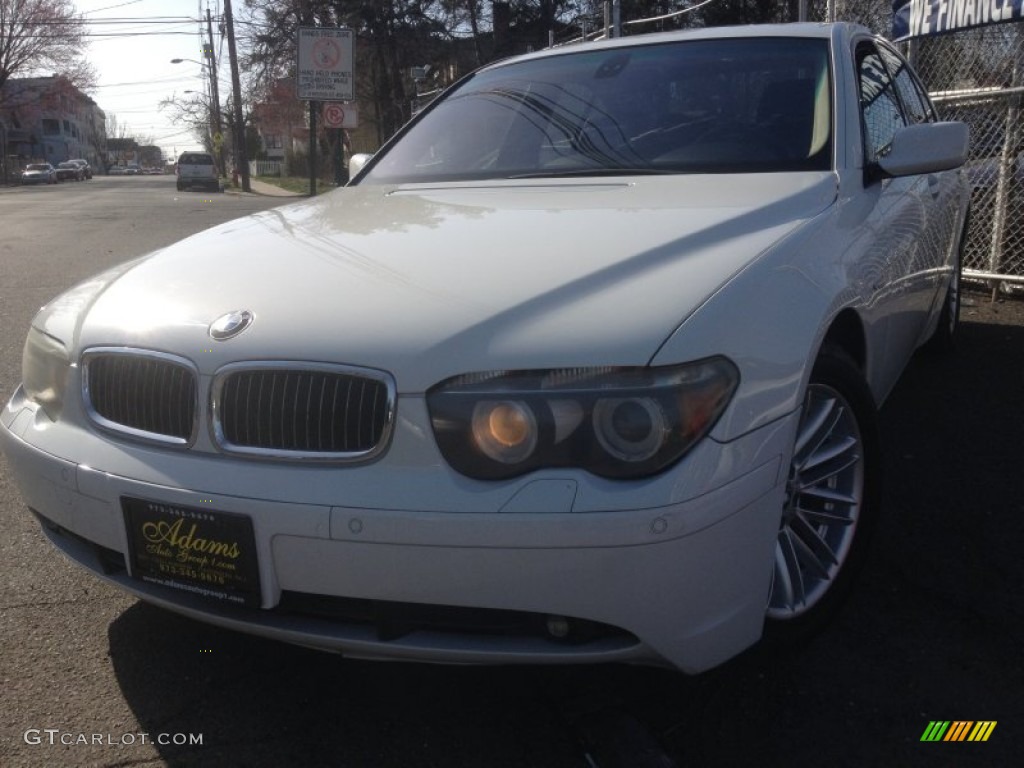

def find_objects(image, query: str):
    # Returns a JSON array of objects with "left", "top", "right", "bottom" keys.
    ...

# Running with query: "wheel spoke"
[
  {"left": 774, "top": 530, "right": 805, "bottom": 610},
  {"left": 798, "top": 440, "right": 860, "bottom": 488},
  {"left": 795, "top": 503, "right": 856, "bottom": 526},
  {"left": 790, "top": 513, "right": 839, "bottom": 578},
  {"left": 793, "top": 395, "right": 840, "bottom": 462},
  {"left": 798, "top": 485, "right": 857, "bottom": 506}
]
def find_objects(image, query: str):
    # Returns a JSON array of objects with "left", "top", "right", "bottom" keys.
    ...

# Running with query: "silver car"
[{"left": 20, "top": 163, "right": 57, "bottom": 184}]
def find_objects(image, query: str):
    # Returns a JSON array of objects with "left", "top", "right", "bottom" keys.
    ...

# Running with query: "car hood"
[{"left": 47, "top": 174, "right": 836, "bottom": 392}]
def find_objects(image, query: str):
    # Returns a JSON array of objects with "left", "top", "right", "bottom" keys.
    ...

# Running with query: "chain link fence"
[{"left": 913, "top": 28, "right": 1024, "bottom": 289}]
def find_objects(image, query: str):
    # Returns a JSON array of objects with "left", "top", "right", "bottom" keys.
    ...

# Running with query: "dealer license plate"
[{"left": 122, "top": 497, "right": 260, "bottom": 607}]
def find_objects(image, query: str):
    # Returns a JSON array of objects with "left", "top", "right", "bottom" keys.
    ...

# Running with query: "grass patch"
[{"left": 253, "top": 175, "right": 342, "bottom": 195}]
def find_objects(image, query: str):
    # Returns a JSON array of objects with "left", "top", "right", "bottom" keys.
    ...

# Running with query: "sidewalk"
[{"left": 243, "top": 178, "right": 303, "bottom": 197}]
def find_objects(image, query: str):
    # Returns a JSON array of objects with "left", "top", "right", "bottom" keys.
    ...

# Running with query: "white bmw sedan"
[{"left": 1, "top": 23, "right": 968, "bottom": 672}]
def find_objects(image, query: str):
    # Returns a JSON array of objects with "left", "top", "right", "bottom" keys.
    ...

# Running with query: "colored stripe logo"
[{"left": 921, "top": 721, "right": 997, "bottom": 742}]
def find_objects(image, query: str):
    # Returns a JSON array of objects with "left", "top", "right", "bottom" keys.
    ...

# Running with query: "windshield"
[
  {"left": 363, "top": 37, "right": 831, "bottom": 184},
  {"left": 26, "top": 165, "right": 49, "bottom": 171}
]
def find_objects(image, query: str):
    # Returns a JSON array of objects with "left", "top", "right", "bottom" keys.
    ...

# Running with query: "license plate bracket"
[{"left": 122, "top": 497, "right": 261, "bottom": 608}]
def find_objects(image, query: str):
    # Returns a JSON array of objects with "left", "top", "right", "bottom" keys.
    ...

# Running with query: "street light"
[{"left": 170, "top": 57, "right": 224, "bottom": 177}]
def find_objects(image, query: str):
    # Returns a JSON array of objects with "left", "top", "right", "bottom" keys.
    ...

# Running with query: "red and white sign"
[
  {"left": 322, "top": 102, "right": 359, "bottom": 129},
  {"left": 297, "top": 27, "right": 355, "bottom": 101}
]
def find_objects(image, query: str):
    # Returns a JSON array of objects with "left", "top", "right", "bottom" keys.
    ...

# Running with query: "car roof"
[{"left": 477, "top": 21, "right": 866, "bottom": 73}]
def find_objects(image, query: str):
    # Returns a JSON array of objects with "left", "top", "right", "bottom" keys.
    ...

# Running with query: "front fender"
[{"left": 651, "top": 205, "right": 867, "bottom": 443}]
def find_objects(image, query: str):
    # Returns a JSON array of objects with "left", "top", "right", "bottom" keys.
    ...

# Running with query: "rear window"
[{"left": 179, "top": 154, "right": 213, "bottom": 165}]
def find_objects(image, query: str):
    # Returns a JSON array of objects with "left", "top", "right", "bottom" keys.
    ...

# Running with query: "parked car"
[
  {"left": 176, "top": 151, "right": 220, "bottom": 191},
  {"left": 55, "top": 161, "right": 84, "bottom": 182},
  {"left": 0, "top": 23, "right": 969, "bottom": 674},
  {"left": 109, "top": 167, "right": 125, "bottom": 175},
  {"left": 125, "top": 164, "right": 140, "bottom": 175},
  {"left": 67, "top": 159, "right": 93, "bottom": 179},
  {"left": 19, "top": 163, "right": 57, "bottom": 184},
  {"left": 964, "top": 150, "right": 1023, "bottom": 191}
]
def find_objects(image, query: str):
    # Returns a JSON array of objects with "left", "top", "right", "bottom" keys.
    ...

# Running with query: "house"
[
  {"left": 252, "top": 77, "right": 309, "bottom": 173},
  {"left": 138, "top": 145, "right": 164, "bottom": 169},
  {"left": 0, "top": 76, "right": 107, "bottom": 172},
  {"left": 106, "top": 137, "right": 140, "bottom": 169}
]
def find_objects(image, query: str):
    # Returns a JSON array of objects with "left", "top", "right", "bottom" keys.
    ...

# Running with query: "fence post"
[{"left": 987, "top": 33, "right": 1023, "bottom": 299}]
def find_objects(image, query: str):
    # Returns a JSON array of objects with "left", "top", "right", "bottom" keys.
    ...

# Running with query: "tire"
[
  {"left": 762, "top": 347, "right": 880, "bottom": 644},
  {"left": 924, "top": 249, "right": 962, "bottom": 354}
]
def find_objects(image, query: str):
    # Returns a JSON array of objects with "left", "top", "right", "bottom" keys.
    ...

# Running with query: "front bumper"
[{"left": 1, "top": 388, "right": 794, "bottom": 673}]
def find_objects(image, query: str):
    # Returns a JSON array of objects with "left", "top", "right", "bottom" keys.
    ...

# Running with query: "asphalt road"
[{"left": 0, "top": 175, "right": 1020, "bottom": 767}]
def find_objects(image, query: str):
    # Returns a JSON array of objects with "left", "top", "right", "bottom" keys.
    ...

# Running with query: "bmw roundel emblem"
[{"left": 209, "top": 310, "right": 254, "bottom": 341}]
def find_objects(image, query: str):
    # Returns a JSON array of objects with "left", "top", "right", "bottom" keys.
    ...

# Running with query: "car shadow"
[{"left": 106, "top": 603, "right": 589, "bottom": 766}]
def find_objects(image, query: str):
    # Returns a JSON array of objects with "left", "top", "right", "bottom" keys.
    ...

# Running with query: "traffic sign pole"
[
  {"left": 309, "top": 100, "right": 318, "bottom": 197},
  {"left": 334, "top": 129, "right": 345, "bottom": 186}
]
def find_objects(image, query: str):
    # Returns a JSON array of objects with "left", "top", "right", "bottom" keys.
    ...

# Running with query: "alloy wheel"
[{"left": 767, "top": 382, "right": 865, "bottom": 619}]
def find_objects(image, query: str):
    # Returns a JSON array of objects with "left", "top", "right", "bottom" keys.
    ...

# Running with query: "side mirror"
[
  {"left": 347, "top": 153, "right": 373, "bottom": 181},
  {"left": 878, "top": 122, "right": 969, "bottom": 177}
]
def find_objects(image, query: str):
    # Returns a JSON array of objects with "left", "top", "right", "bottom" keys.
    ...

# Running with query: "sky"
[{"left": 75, "top": 0, "right": 235, "bottom": 160}]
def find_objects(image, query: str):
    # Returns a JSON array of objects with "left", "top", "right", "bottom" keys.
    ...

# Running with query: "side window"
[
  {"left": 878, "top": 44, "right": 935, "bottom": 124},
  {"left": 857, "top": 43, "right": 906, "bottom": 164}
]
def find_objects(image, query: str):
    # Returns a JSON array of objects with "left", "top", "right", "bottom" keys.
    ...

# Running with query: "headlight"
[
  {"left": 471, "top": 400, "right": 538, "bottom": 463},
  {"left": 22, "top": 326, "right": 71, "bottom": 421},
  {"left": 427, "top": 358, "right": 739, "bottom": 480}
]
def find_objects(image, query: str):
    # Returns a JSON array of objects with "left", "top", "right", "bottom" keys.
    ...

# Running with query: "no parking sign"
[{"left": 322, "top": 102, "right": 358, "bottom": 129}]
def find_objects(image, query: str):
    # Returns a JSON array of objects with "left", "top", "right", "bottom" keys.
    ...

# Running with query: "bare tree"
[
  {"left": 105, "top": 112, "right": 128, "bottom": 141},
  {"left": 158, "top": 94, "right": 214, "bottom": 152},
  {"left": 0, "top": 0, "right": 96, "bottom": 96}
]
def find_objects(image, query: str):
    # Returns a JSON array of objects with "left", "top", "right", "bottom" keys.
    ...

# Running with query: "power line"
[
  {"left": 92, "top": 76, "right": 198, "bottom": 88},
  {"left": 81, "top": 1, "right": 146, "bottom": 15},
  {"left": 4, "top": 17, "right": 198, "bottom": 24}
]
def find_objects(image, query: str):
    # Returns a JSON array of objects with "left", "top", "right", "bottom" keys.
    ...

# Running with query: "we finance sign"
[{"left": 893, "top": 0, "right": 1024, "bottom": 40}]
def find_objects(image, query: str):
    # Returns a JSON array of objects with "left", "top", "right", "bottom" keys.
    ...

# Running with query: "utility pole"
[
  {"left": 206, "top": 9, "right": 225, "bottom": 178},
  {"left": 224, "top": 0, "right": 250, "bottom": 192}
]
